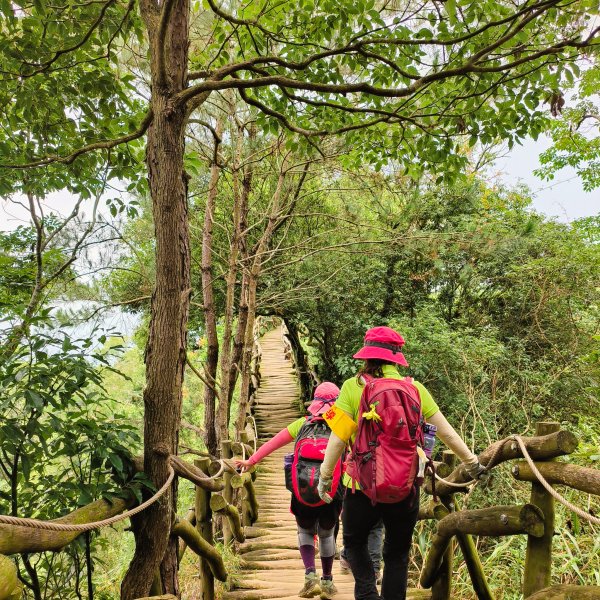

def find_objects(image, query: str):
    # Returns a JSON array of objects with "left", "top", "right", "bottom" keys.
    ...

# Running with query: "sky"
[
  {"left": 496, "top": 135, "right": 599, "bottom": 222},
  {"left": 1, "top": 134, "right": 599, "bottom": 230}
]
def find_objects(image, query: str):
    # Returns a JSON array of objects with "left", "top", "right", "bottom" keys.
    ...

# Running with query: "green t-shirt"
[
  {"left": 287, "top": 416, "right": 307, "bottom": 439},
  {"left": 335, "top": 364, "right": 439, "bottom": 423}
]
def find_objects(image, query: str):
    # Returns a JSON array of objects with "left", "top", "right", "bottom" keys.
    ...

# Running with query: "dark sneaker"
[
  {"left": 339, "top": 556, "right": 350, "bottom": 573},
  {"left": 298, "top": 572, "right": 320, "bottom": 598}
]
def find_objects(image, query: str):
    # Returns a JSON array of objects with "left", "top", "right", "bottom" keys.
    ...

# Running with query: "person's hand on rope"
[
  {"left": 465, "top": 461, "right": 490, "bottom": 485},
  {"left": 235, "top": 458, "right": 253, "bottom": 473},
  {"left": 317, "top": 475, "right": 334, "bottom": 504}
]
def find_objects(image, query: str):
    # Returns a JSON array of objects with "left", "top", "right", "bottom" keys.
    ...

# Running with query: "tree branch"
[
  {"left": 185, "top": 355, "right": 221, "bottom": 399},
  {"left": 17, "top": 0, "right": 117, "bottom": 77},
  {"left": 1, "top": 110, "right": 153, "bottom": 169},
  {"left": 156, "top": 0, "right": 178, "bottom": 88},
  {"left": 176, "top": 31, "right": 595, "bottom": 109}
]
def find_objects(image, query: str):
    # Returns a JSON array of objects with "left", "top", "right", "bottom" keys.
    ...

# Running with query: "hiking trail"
[{"left": 223, "top": 327, "right": 430, "bottom": 600}]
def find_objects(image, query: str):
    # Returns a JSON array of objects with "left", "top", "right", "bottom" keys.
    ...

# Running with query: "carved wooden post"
[
  {"left": 523, "top": 421, "right": 559, "bottom": 598},
  {"left": 428, "top": 453, "right": 493, "bottom": 600},
  {"left": 195, "top": 458, "right": 214, "bottom": 600},
  {"left": 221, "top": 441, "right": 233, "bottom": 546},
  {"left": 446, "top": 448, "right": 493, "bottom": 600}
]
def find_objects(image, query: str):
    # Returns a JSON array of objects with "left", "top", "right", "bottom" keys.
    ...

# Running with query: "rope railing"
[
  {"left": 420, "top": 422, "right": 600, "bottom": 600},
  {"left": 0, "top": 468, "right": 176, "bottom": 533},
  {"left": 512, "top": 434, "right": 600, "bottom": 526}
]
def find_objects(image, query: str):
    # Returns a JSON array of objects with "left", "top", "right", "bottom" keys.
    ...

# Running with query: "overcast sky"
[
  {"left": 497, "top": 136, "right": 599, "bottom": 222},
  {"left": 1, "top": 134, "right": 599, "bottom": 230}
]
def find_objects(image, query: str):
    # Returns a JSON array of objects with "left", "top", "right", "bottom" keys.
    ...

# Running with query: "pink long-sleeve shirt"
[{"left": 247, "top": 428, "right": 294, "bottom": 465}]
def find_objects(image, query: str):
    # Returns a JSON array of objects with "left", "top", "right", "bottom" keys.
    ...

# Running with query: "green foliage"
[
  {"left": 0, "top": 318, "right": 143, "bottom": 598},
  {"left": 0, "top": 0, "right": 147, "bottom": 198},
  {"left": 1, "top": 0, "right": 597, "bottom": 196},
  {"left": 265, "top": 175, "right": 599, "bottom": 431},
  {"left": 536, "top": 63, "right": 600, "bottom": 191},
  {"left": 0, "top": 226, "right": 71, "bottom": 319},
  {"left": 188, "top": 0, "right": 598, "bottom": 178}
]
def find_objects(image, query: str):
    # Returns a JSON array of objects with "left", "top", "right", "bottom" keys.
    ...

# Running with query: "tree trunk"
[
  {"left": 202, "top": 133, "right": 222, "bottom": 457},
  {"left": 236, "top": 170, "right": 286, "bottom": 432},
  {"left": 121, "top": 0, "right": 191, "bottom": 595},
  {"left": 235, "top": 273, "right": 259, "bottom": 433},
  {"left": 227, "top": 264, "right": 250, "bottom": 410},
  {"left": 282, "top": 317, "right": 314, "bottom": 401},
  {"left": 217, "top": 124, "right": 254, "bottom": 444}
]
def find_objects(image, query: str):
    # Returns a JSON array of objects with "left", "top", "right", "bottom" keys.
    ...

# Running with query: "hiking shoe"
[
  {"left": 298, "top": 572, "right": 320, "bottom": 598},
  {"left": 319, "top": 579, "right": 337, "bottom": 600},
  {"left": 339, "top": 556, "right": 350, "bottom": 573}
]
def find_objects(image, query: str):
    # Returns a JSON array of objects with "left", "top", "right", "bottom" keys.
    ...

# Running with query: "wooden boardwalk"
[{"left": 224, "top": 327, "right": 429, "bottom": 600}]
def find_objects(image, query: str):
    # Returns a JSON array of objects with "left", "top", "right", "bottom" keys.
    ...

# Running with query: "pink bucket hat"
[
  {"left": 307, "top": 382, "right": 340, "bottom": 416},
  {"left": 352, "top": 326, "right": 409, "bottom": 367}
]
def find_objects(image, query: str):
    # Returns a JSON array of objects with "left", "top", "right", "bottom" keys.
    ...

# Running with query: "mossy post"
[
  {"left": 431, "top": 451, "right": 456, "bottom": 600},
  {"left": 222, "top": 441, "right": 234, "bottom": 545},
  {"left": 523, "top": 422, "right": 560, "bottom": 598},
  {"left": 238, "top": 432, "right": 256, "bottom": 524},
  {"left": 452, "top": 513, "right": 494, "bottom": 600},
  {"left": 0, "top": 555, "right": 22, "bottom": 600},
  {"left": 195, "top": 458, "right": 215, "bottom": 600}
]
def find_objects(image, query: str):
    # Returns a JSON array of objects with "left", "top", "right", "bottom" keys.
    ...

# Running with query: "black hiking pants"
[{"left": 342, "top": 488, "right": 419, "bottom": 600}]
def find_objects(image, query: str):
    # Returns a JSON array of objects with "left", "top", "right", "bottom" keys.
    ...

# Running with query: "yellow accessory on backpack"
[
  {"left": 362, "top": 403, "right": 382, "bottom": 423},
  {"left": 322, "top": 405, "right": 358, "bottom": 443}
]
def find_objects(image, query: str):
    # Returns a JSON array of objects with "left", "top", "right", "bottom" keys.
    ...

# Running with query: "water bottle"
[
  {"left": 423, "top": 423, "right": 437, "bottom": 458},
  {"left": 284, "top": 452, "right": 294, "bottom": 492}
]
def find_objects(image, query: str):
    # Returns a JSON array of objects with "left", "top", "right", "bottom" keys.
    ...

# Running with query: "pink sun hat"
[
  {"left": 307, "top": 381, "right": 340, "bottom": 416},
  {"left": 352, "top": 326, "right": 409, "bottom": 367}
]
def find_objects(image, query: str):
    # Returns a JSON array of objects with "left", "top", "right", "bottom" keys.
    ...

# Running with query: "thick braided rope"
[
  {"left": 247, "top": 414, "right": 258, "bottom": 454},
  {"left": 434, "top": 473, "right": 476, "bottom": 488},
  {"left": 0, "top": 467, "right": 175, "bottom": 532},
  {"left": 434, "top": 438, "right": 510, "bottom": 488},
  {"left": 211, "top": 460, "right": 227, "bottom": 479},
  {"left": 512, "top": 435, "right": 600, "bottom": 526}
]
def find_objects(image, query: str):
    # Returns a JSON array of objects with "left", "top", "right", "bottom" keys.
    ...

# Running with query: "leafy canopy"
[{"left": 0, "top": 0, "right": 598, "bottom": 191}]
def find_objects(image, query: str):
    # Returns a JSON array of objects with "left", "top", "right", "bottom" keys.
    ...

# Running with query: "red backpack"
[
  {"left": 345, "top": 375, "right": 424, "bottom": 504},
  {"left": 290, "top": 416, "right": 343, "bottom": 507}
]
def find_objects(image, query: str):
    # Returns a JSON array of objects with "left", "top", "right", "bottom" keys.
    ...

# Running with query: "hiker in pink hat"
[
  {"left": 317, "top": 326, "right": 488, "bottom": 600},
  {"left": 235, "top": 381, "right": 343, "bottom": 600}
]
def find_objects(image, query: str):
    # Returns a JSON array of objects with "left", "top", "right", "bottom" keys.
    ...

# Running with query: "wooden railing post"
[
  {"left": 195, "top": 457, "right": 214, "bottom": 600},
  {"left": 221, "top": 441, "right": 233, "bottom": 546},
  {"left": 238, "top": 431, "right": 256, "bottom": 527},
  {"left": 431, "top": 451, "right": 456, "bottom": 600},
  {"left": 453, "top": 517, "right": 494, "bottom": 600},
  {"left": 523, "top": 421, "right": 560, "bottom": 598},
  {"left": 425, "top": 452, "right": 493, "bottom": 600}
]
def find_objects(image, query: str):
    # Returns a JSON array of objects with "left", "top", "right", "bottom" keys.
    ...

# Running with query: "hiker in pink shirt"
[{"left": 236, "top": 382, "right": 343, "bottom": 600}]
